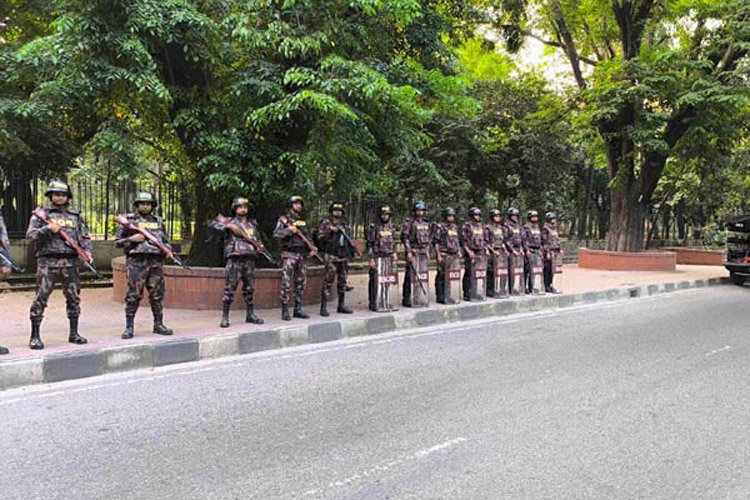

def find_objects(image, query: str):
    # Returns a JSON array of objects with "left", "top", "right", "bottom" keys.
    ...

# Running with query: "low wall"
[
  {"left": 578, "top": 247, "right": 677, "bottom": 271},
  {"left": 662, "top": 247, "right": 725, "bottom": 266},
  {"left": 112, "top": 256, "right": 326, "bottom": 310}
]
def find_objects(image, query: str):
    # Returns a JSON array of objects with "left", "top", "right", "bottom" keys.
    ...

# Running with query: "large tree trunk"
[{"left": 606, "top": 181, "right": 646, "bottom": 252}]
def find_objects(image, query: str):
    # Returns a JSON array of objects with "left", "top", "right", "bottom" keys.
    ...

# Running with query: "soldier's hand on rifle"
[
  {"left": 47, "top": 220, "right": 61, "bottom": 233},
  {"left": 331, "top": 225, "right": 340, "bottom": 233},
  {"left": 129, "top": 233, "right": 146, "bottom": 244},
  {"left": 407, "top": 251, "right": 413, "bottom": 262},
  {"left": 369, "top": 258, "right": 376, "bottom": 269},
  {"left": 467, "top": 249, "right": 475, "bottom": 260},
  {"left": 0, "top": 266, "right": 9, "bottom": 274},
  {"left": 436, "top": 253, "right": 443, "bottom": 264},
  {"left": 289, "top": 225, "right": 299, "bottom": 235},
  {"left": 84, "top": 252, "right": 94, "bottom": 264},
  {"left": 391, "top": 253, "right": 398, "bottom": 262},
  {"left": 256, "top": 242, "right": 266, "bottom": 253},
  {"left": 310, "top": 247, "right": 318, "bottom": 257}
]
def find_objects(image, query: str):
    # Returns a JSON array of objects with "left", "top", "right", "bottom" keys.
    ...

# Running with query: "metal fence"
[{"left": 1, "top": 171, "right": 182, "bottom": 240}]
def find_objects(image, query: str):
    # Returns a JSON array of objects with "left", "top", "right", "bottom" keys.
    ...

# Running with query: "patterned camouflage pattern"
[
  {"left": 369, "top": 256, "right": 399, "bottom": 312},
  {"left": 522, "top": 221, "right": 544, "bottom": 294},
  {"left": 463, "top": 253, "right": 487, "bottom": 301},
  {"left": 222, "top": 257, "right": 257, "bottom": 306},
  {"left": 30, "top": 256, "right": 81, "bottom": 322},
  {"left": 367, "top": 221, "right": 397, "bottom": 257},
  {"left": 433, "top": 221, "right": 462, "bottom": 305},
  {"left": 124, "top": 256, "right": 166, "bottom": 315},
  {"left": 280, "top": 251, "right": 307, "bottom": 306},
  {"left": 210, "top": 216, "right": 261, "bottom": 259},
  {"left": 322, "top": 258, "right": 348, "bottom": 300},
  {"left": 27, "top": 207, "right": 92, "bottom": 257},
  {"left": 462, "top": 221, "right": 486, "bottom": 253},
  {"left": 317, "top": 218, "right": 355, "bottom": 259},
  {"left": 273, "top": 211, "right": 311, "bottom": 254},
  {"left": 401, "top": 217, "right": 432, "bottom": 255},
  {"left": 115, "top": 213, "right": 171, "bottom": 256},
  {"left": 403, "top": 252, "right": 429, "bottom": 307},
  {"left": 436, "top": 253, "right": 462, "bottom": 304},
  {"left": 504, "top": 219, "right": 522, "bottom": 251}
]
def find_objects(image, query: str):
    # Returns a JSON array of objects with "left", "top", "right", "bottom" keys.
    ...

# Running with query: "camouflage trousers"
[
  {"left": 223, "top": 257, "right": 256, "bottom": 306},
  {"left": 321, "top": 257, "right": 348, "bottom": 300},
  {"left": 280, "top": 251, "right": 306, "bottom": 305},
  {"left": 30, "top": 256, "right": 80, "bottom": 322},
  {"left": 125, "top": 255, "right": 165, "bottom": 316}
]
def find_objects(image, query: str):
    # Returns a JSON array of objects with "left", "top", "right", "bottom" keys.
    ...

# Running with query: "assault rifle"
[
  {"left": 214, "top": 215, "right": 278, "bottom": 266},
  {"left": 33, "top": 207, "right": 103, "bottom": 279},
  {"left": 0, "top": 252, "right": 24, "bottom": 273},
  {"left": 115, "top": 214, "right": 189, "bottom": 269}
]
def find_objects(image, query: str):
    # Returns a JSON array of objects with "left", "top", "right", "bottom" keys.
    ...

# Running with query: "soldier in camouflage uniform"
[
  {"left": 210, "top": 197, "right": 265, "bottom": 328},
  {"left": 504, "top": 207, "right": 524, "bottom": 295},
  {"left": 317, "top": 202, "right": 358, "bottom": 317},
  {"left": 542, "top": 211, "right": 564, "bottom": 293},
  {"left": 367, "top": 205, "right": 399, "bottom": 311},
  {"left": 521, "top": 210, "right": 544, "bottom": 294},
  {"left": 432, "top": 207, "right": 462, "bottom": 304},
  {"left": 274, "top": 195, "right": 317, "bottom": 321},
  {"left": 485, "top": 208, "right": 510, "bottom": 298},
  {"left": 462, "top": 207, "right": 488, "bottom": 300},
  {"left": 401, "top": 201, "right": 432, "bottom": 307},
  {"left": 115, "top": 191, "right": 174, "bottom": 339},
  {"left": 26, "top": 181, "right": 91, "bottom": 350},
  {"left": 0, "top": 214, "right": 10, "bottom": 354}
]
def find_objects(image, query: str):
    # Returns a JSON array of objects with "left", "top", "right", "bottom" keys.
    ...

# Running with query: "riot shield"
[
  {"left": 509, "top": 252, "right": 525, "bottom": 295},
  {"left": 467, "top": 254, "right": 487, "bottom": 301},
  {"left": 527, "top": 250, "right": 544, "bottom": 294},
  {"left": 552, "top": 251, "right": 564, "bottom": 275},
  {"left": 374, "top": 257, "right": 400, "bottom": 312},
  {"left": 442, "top": 253, "right": 462, "bottom": 305},
  {"left": 408, "top": 253, "right": 430, "bottom": 308},
  {"left": 489, "top": 253, "right": 509, "bottom": 298}
]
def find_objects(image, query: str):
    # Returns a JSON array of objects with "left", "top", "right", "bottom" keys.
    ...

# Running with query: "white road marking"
[
  {"left": 0, "top": 289, "right": 703, "bottom": 405},
  {"left": 302, "top": 437, "right": 468, "bottom": 496},
  {"left": 706, "top": 345, "right": 731, "bottom": 356}
]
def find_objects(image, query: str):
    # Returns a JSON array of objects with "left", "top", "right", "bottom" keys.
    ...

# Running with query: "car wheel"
[{"left": 730, "top": 272, "right": 745, "bottom": 286}]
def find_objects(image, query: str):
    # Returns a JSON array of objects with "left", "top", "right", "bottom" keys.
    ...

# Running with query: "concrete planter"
[
  {"left": 112, "top": 256, "right": 326, "bottom": 310},
  {"left": 578, "top": 247, "right": 676, "bottom": 271},
  {"left": 661, "top": 247, "right": 725, "bottom": 266}
]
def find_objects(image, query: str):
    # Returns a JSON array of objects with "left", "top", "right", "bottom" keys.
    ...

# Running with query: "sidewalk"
[{"left": 0, "top": 264, "right": 726, "bottom": 360}]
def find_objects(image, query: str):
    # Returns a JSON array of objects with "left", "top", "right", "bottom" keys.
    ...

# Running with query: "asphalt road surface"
[{"left": 2, "top": 286, "right": 750, "bottom": 499}]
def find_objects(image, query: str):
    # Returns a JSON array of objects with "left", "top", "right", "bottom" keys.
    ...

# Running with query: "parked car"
[{"left": 724, "top": 215, "right": 750, "bottom": 285}]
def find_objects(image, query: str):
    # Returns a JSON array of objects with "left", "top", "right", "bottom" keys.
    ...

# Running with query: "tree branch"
[
  {"left": 551, "top": 0, "right": 589, "bottom": 88},
  {"left": 521, "top": 30, "right": 599, "bottom": 66}
]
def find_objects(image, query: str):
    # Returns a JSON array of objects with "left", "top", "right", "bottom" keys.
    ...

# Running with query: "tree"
[{"left": 491, "top": 0, "right": 750, "bottom": 251}]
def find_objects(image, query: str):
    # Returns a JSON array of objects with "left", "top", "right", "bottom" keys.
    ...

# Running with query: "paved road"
[{"left": 2, "top": 286, "right": 750, "bottom": 499}]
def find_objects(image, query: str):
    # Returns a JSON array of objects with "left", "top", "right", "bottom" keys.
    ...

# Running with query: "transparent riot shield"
[
  {"left": 552, "top": 251, "right": 564, "bottom": 275},
  {"left": 374, "top": 257, "right": 399, "bottom": 312},
  {"left": 409, "top": 253, "right": 430, "bottom": 308},
  {"left": 490, "top": 253, "right": 509, "bottom": 298},
  {"left": 467, "top": 254, "right": 487, "bottom": 301},
  {"left": 442, "top": 253, "right": 462, "bottom": 305},
  {"left": 527, "top": 250, "right": 544, "bottom": 294},
  {"left": 509, "top": 252, "right": 525, "bottom": 295}
]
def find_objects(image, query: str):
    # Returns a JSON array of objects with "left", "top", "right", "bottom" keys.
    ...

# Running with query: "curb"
[{"left": 0, "top": 276, "right": 730, "bottom": 391}]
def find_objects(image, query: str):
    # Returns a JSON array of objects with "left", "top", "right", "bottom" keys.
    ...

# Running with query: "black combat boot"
[
  {"left": 29, "top": 321, "right": 43, "bottom": 350},
  {"left": 0, "top": 346, "right": 8, "bottom": 355},
  {"left": 68, "top": 317, "right": 88, "bottom": 344},
  {"left": 122, "top": 314, "right": 135, "bottom": 339},
  {"left": 281, "top": 304, "right": 291, "bottom": 321},
  {"left": 152, "top": 313, "right": 173, "bottom": 335},
  {"left": 319, "top": 296, "right": 330, "bottom": 317},
  {"left": 293, "top": 301, "right": 309, "bottom": 319},
  {"left": 337, "top": 291, "right": 352, "bottom": 314},
  {"left": 245, "top": 303, "right": 264, "bottom": 325},
  {"left": 344, "top": 285, "right": 354, "bottom": 292},
  {"left": 220, "top": 303, "right": 231, "bottom": 328}
]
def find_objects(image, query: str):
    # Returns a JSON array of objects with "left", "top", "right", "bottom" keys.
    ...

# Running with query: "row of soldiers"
[
  {"left": 0, "top": 182, "right": 562, "bottom": 354},
  {"left": 367, "top": 203, "right": 563, "bottom": 311}
]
